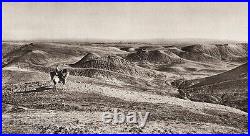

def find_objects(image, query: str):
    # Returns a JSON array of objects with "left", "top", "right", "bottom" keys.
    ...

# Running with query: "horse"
[{"left": 50, "top": 69, "right": 69, "bottom": 87}]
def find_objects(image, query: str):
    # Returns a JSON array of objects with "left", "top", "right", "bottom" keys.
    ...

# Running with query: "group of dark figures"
[{"left": 50, "top": 66, "right": 69, "bottom": 87}]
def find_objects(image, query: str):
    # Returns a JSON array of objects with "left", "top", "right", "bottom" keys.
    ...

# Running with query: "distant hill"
[
  {"left": 178, "top": 44, "right": 247, "bottom": 63},
  {"left": 126, "top": 49, "right": 183, "bottom": 65}
]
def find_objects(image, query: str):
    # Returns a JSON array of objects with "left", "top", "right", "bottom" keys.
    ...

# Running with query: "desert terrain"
[{"left": 2, "top": 40, "right": 248, "bottom": 134}]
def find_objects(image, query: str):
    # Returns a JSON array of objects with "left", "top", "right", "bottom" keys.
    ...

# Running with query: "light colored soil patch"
[
  {"left": 62, "top": 81, "right": 246, "bottom": 116},
  {"left": 2, "top": 109, "right": 244, "bottom": 134}
]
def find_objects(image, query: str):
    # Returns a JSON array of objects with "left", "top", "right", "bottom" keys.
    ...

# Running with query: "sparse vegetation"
[{"left": 2, "top": 40, "right": 248, "bottom": 134}]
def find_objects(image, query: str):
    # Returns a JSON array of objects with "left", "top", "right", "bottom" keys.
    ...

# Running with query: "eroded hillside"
[{"left": 2, "top": 41, "right": 248, "bottom": 134}]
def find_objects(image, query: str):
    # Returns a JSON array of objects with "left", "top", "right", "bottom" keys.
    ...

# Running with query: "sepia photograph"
[{"left": 2, "top": 2, "right": 248, "bottom": 134}]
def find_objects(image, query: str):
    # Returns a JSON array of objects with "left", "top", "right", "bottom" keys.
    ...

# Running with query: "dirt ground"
[{"left": 2, "top": 41, "right": 248, "bottom": 134}]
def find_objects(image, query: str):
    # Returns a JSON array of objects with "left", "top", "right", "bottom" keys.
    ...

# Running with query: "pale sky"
[{"left": 2, "top": 2, "right": 248, "bottom": 41}]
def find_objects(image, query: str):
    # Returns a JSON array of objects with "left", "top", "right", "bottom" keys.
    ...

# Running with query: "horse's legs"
[
  {"left": 53, "top": 80, "right": 57, "bottom": 89},
  {"left": 62, "top": 79, "right": 66, "bottom": 85}
]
